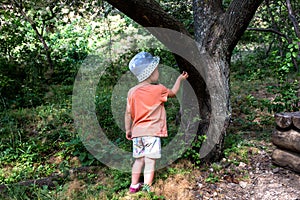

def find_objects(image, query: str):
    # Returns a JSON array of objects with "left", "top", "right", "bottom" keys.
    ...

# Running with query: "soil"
[
  {"left": 150, "top": 140, "right": 300, "bottom": 200},
  {"left": 2, "top": 139, "right": 299, "bottom": 200}
]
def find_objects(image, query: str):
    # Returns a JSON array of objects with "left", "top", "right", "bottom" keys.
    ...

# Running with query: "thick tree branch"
[
  {"left": 105, "top": 0, "right": 188, "bottom": 35},
  {"left": 193, "top": 0, "right": 263, "bottom": 59},
  {"left": 105, "top": 0, "right": 205, "bottom": 90},
  {"left": 104, "top": 0, "right": 200, "bottom": 77},
  {"left": 196, "top": 0, "right": 223, "bottom": 13},
  {"left": 104, "top": 0, "right": 196, "bottom": 65},
  {"left": 223, "top": 0, "right": 264, "bottom": 53}
]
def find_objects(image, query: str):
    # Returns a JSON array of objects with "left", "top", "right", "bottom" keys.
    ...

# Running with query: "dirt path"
[
  {"left": 194, "top": 148, "right": 300, "bottom": 200},
  {"left": 151, "top": 141, "right": 300, "bottom": 200}
]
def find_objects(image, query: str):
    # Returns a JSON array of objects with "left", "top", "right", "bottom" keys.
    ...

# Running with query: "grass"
[{"left": 0, "top": 66, "right": 298, "bottom": 199}]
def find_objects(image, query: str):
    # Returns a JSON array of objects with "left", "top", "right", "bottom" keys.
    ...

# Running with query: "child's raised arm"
[{"left": 168, "top": 71, "right": 189, "bottom": 98}]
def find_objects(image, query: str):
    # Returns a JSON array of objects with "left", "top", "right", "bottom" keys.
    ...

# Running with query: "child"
[{"left": 125, "top": 51, "right": 188, "bottom": 193}]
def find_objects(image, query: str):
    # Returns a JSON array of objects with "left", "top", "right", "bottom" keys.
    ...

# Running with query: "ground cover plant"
[
  {"left": 0, "top": 1, "right": 299, "bottom": 199},
  {"left": 0, "top": 46, "right": 298, "bottom": 199},
  {"left": 0, "top": 68, "right": 297, "bottom": 199}
]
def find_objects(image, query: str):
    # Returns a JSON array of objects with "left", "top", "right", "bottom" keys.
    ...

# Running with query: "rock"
[
  {"left": 272, "top": 167, "right": 280, "bottom": 174},
  {"left": 238, "top": 162, "right": 247, "bottom": 169},
  {"left": 198, "top": 183, "right": 203, "bottom": 189},
  {"left": 239, "top": 181, "right": 247, "bottom": 189}
]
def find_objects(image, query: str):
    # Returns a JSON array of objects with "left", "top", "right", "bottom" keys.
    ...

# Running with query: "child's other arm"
[
  {"left": 125, "top": 109, "right": 132, "bottom": 140},
  {"left": 168, "top": 71, "right": 189, "bottom": 98}
]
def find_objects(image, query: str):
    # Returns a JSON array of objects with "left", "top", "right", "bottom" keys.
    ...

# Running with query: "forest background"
[{"left": 0, "top": 0, "right": 299, "bottom": 199}]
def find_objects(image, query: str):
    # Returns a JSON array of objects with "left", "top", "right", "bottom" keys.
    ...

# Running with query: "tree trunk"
[
  {"left": 192, "top": 0, "right": 263, "bottom": 160},
  {"left": 105, "top": 0, "right": 263, "bottom": 162}
]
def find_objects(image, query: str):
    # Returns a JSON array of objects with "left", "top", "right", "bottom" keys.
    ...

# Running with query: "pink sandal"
[{"left": 129, "top": 183, "right": 142, "bottom": 193}]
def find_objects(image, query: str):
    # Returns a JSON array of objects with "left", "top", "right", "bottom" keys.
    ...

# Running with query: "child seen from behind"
[{"left": 125, "top": 51, "right": 188, "bottom": 193}]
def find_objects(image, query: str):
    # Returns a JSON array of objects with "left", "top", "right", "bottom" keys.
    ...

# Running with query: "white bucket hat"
[{"left": 129, "top": 52, "right": 160, "bottom": 82}]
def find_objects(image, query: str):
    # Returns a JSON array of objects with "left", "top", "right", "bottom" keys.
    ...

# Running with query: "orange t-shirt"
[{"left": 126, "top": 83, "right": 169, "bottom": 138}]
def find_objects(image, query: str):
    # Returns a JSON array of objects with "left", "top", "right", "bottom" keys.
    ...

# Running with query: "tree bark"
[
  {"left": 275, "top": 112, "right": 294, "bottom": 129},
  {"left": 271, "top": 129, "right": 300, "bottom": 153},
  {"left": 105, "top": 0, "right": 263, "bottom": 161},
  {"left": 275, "top": 112, "right": 300, "bottom": 129},
  {"left": 193, "top": 0, "right": 263, "bottom": 160},
  {"left": 293, "top": 115, "right": 300, "bottom": 130},
  {"left": 272, "top": 112, "right": 300, "bottom": 173},
  {"left": 272, "top": 148, "right": 300, "bottom": 173}
]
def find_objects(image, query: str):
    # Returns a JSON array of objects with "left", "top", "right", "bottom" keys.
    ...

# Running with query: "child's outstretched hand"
[
  {"left": 168, "top": 71, "right": 189, "bottom": 98},
  {"left": 180, "top": 71, "right": 189, "bottom": 80}
]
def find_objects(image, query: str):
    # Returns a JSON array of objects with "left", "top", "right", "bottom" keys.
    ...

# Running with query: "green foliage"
[
  {"left": 233, "top": 45, "right": 300, "bottom": 114},
  {"left": 50, "top": 20, "right": 93, "bottom": 84},
  {"left": 0, "top": 102, "right": 76, "bottom": 184},
  {"left": 110, "top": 170, "right": 131, "bottom": 192},
  {"left": 233, "top": 36, "right": 299, "bottom": 114},
  {"left": 160, "top": 0, "right": 193, "bottom": 33},
  {"left": 0, "top": 13, "right": 45, "bottom": 109},
  {"left": 182, "top": 135, "right": 206, "bottom": 165},
  {"left": 205, "top": 173, "right": 220, "bottom": 183},
  {"left": 264, "top": 79, "right": 299, "bottom": 112},
  {"left": 0, "top": 0, "right": 299, "bottom": 199},
  {"left": 0, "top": 2, "right": 112, "bottom": 109},
  {"left": 223, "top": 133, "right": 257, "bottom": 166}
]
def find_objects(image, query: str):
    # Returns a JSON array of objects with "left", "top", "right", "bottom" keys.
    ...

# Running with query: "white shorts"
[{"left": 132, "top": 136, "right": 161, "bottom": 159}]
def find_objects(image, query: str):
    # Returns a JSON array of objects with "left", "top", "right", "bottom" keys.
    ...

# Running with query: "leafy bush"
[{"left": 0, "top": 102, "right": 77, "bottom": 184}]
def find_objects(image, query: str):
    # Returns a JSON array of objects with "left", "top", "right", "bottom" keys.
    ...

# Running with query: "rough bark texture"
[
  {"left": 275, "top": 111, "right": 300, "bottom": 129},
  {"left": 105, "top": 0, "right": 263, "bottom": 161},
  {"left": 293, "top": 114, "right": 300, "bottom": 130},
  {"left": 275, "top": 112, "right": 294, "bottom": 129},
  {"left": 272, "top": 149, "right": 300, "bottom": 173},
  {"left": 191, "top": 0, "right": 263, "bottom": 160},
  {"left": 271, "top": 129, "right": 300, "bottom": 153},
  {"left": 272, "top": 112, "right": 300, "bottom": 173}
]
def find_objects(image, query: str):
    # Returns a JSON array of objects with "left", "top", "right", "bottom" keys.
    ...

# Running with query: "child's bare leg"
[
  {"left": 144, "top": 157, "right": 156, "bottom": 185},
  {"left": 131, "top": 157, "right": 144, "bottom": 185}
]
